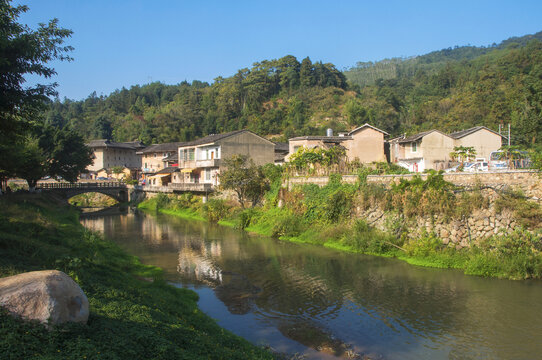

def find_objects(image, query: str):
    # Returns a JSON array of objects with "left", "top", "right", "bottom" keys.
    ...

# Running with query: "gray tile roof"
[
  {"left": 274, "top": 142, "right": 289, "bottom": 153},
  {"left": 397, "top": 130, "right": 448, "bottom": 143},
  {"left": 449, "top": 126, "right": 504, "bottom": 139},
  {"left": 87, "top": 139, "right": 145, "bottom": 150},
  {"left": 163, "top": 152, "right": 178, "bottom": 162},
  {"left": 348, "top": 123, "right": 389, "bottom": 136},
  {"left": 288, "top": 135, "right": 352, "bottom": 142},
  {"left": 155, "top": 166, "right": 179, "bottom": 174},
  {"left": 178, "top": 130, "right": 272, "bottom": 147},
  {"left": 139, "top": 142, "right": 186, "bottom": 154}
]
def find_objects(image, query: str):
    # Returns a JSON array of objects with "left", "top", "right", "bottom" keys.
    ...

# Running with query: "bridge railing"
[{"left": 37, "top": 182, "right": 125, "bottom": 190}]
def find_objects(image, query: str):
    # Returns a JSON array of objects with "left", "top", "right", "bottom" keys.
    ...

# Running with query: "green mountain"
[
  {"left": 344, "top": 31, "right": 542, "bottom": 145},
  {"left": 47, "top": 56, "right": 352, "bottom": 144},
  {"left": 47, "top": 31, "right": 542, "bottom": 147},
  {"left": 344, "top": 30, "right": 542, "bottom": 87}
]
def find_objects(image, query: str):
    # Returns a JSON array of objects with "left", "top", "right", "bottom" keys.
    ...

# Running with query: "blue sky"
[{"left": 18, "top": 0, "right": 542, "bottom": 100}]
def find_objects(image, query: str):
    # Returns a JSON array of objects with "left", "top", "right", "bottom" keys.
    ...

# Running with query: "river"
[{"left": 80, "top": 209, "right": 542, "bottom": 360}]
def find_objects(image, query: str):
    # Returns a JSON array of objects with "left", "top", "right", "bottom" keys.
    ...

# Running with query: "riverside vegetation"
[
  {"left": 0, "top": 194, "right": 273, "bottom": 359},
  {"left": 139, "top": 167, "right": 542, "bottom": 280}
]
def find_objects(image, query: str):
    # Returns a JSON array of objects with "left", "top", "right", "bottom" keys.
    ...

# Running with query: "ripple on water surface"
[{"left": 81, "top": 211, "right": 542, "bottom": 360}]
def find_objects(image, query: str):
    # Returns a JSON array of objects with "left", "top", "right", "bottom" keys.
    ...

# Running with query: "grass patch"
[
  {"left": 159, "top": 208, "right": 206, "bottom": 221},
  {"left": 0, "top": 194, "right": 272, "bottom": 359}
]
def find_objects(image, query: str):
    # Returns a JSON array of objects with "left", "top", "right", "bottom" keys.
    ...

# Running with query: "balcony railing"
[
  {"left": 195, "top": 159, "right": 220, "bottom": 168},
  {"left": 178, "top": 159, "right": 220, "bottom": 168},
  {"left": 37, "top": 182, "right": 125, "bottom": 189}
]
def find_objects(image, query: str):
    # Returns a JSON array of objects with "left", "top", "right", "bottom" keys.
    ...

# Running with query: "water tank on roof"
[{"left": 326, "top": 128, "right": 333, "bottom": 137}]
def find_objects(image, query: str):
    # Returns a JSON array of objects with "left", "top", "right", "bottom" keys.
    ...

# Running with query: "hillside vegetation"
[
  {"left": 344, "top": 31, "right": 542, "bottom": 145},
  {"left": 47, "top": 31, "right": 542, "bottom": 148},
  {"left": 48, "top": 56, "right": 351, "bottom": 144}
]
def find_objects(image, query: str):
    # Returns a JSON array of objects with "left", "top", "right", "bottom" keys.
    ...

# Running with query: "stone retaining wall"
[
  {"left": 287, "top": 171, "right": 542, "bottom": 199},
  {"left": 286, "top": 171, "right": 542, "bottom": 247},
  {"left": 358, "top": 193, "right": 520, "bottom": 249}
]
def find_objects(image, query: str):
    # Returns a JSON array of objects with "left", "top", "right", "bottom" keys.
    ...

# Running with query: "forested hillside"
[
  {"left": 47, "top": 31, "right": 542, "bottom": 147},
  {"left": 345, "top": 30, "right": 542, "bottom": 87},
  {"left": 346, "top": 36, "right": 542, "bottom": 146},
  {"left": 47, "top": 56, "right": 352, "bottom": 144}
]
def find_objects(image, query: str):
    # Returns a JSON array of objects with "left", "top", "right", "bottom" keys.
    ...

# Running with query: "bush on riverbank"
[
  {"left": 0, "top": 194, "right": 273, "bottom": 359},
  {"left": 68, "top": 192, "right": 119, "bottom": 207},
  {"left": 138, "top": 173, "right": 542, "bottom": 279}
]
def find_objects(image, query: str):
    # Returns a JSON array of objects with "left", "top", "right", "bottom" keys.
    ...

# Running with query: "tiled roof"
[
  {"left": 139, "top": 142, "right": 186, "bottom": 154},
  {"left": 274, "top": 142, "right": 289, "bottom": 153},
  {"left": 155, "top": 166, "right": 179, "bottom": 174},
  {"left": 288, "top": 135, "right": 352, "bottom": 142},
  {"left": 397, "top": 130, "right": 450, "bottom": 143},
  {"left": 178, "top": 130, "right": 273, "bottom": 147},
  {"left": 87, "top": 139, "right": 145, "bottom": 150},
  {"left": 348, "top": 123, "right": 389, "bottom": 136},
  {"left": 163, "top": 152, "right": 178, "bottom": 162},
  {"left": 449, "top": 126, "right": 504, "bottom": 139}
]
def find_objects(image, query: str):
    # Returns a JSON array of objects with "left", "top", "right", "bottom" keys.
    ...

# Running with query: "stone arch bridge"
[{"left": 37, "top": 182, "right": 132, "bottom": 203}]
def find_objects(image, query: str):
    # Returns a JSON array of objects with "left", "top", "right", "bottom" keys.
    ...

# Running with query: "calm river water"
[{"left": 81, "top": 209, "right": 542, "bottom": 360}]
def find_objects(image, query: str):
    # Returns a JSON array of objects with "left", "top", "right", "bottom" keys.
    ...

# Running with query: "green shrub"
[
  {"left": 403, "top": 233, "right": 443, "bottom": 257},
  {"left": 271, "top": 211, "right": 305, "bottom": 238},
  {"left": 232, "top": 208, "right": 261, "bottom": 230},
  {"left": 324, "top": 188, "right": 352, "bottom": 223},
  {"left": 154, "top": 193, "right": 170, "bottom": 210},
  {"left": 495, "top": 191, "right": 542, "bottom": 228},
  {"left": 200, "top": 198, "right": 229, "bottom": 223},
  {"left": 339, "top": 219, "right": 401, "bottom": 254}
]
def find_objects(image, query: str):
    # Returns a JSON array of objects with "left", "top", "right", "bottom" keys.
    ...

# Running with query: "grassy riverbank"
[
  {"left": 138, "top": 173, "right": 542, "bottom": 280},
  {"left": 0, "top": 194, "right": 273, "bottom": 359}
]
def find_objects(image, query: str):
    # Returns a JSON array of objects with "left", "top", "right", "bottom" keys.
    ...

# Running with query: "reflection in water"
[{"left": 81, "top": 211, "right": 542, "bottom": 360}]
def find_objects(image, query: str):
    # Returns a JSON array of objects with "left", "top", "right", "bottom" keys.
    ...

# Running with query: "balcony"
[
  {"left": 178, "top": 159, "right": 220, "bottom": 169},
  {"left": 195, "top": 159, "right": 220, "bottom": 168}
]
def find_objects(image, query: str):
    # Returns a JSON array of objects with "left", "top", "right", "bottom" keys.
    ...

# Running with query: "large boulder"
[{"left": 0, "top": 270, "right": 89, "bottom": 327}]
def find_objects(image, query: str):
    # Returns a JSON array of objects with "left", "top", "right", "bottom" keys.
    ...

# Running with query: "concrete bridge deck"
[{"left": 37, "top": 182, "right": 130, "bottom": 202}]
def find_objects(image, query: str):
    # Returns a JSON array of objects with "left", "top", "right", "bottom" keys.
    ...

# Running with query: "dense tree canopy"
[
  {"left": 0, "top": 0, "right": 73, "bottom": 137},
  {"left": 0, "top": 0, "right": 91, "bottom": 190},
  {"left": 42, "top": 31, "right": 542, "bottom": 151},
  {"left": 45, "top": 55, "right": 350, "bottom": 144}
]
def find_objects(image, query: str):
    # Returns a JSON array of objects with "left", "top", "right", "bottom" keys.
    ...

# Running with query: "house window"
[
  {"left": 411, "top": 142, "right": 417, "bottom": 153},
  {"left": 188, "top": 148, "right": 194, "bottom": 160},
  {"left": 205, "top": 169, "right": 211, "bottom": 181}
]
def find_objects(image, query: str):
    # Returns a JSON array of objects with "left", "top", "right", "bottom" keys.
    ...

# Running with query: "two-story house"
[
  {"left": 390, "top": 130, "right": 455, "bottom": 172},
  {"left": 138, "top": 142, "right": 184, "bottom": 182},
  {"left": 345, "top": 124, "right": 388, "bottom": 163},
  {"left": 175, "top": 130, "right": 275, "bottom": 186},
  {"left": 86, "top": 139, "right": 145, "bottom": 179},
  {"left": 287, "top": 134, "right": 351, "bottom": 161},
  {"left": 390, "top": 126, "right": 505, "bottom": 172},
  {"left": 287, "top": 124, "right": 388, "bottom": 163},
  {"left": 449, "top": 126, "right": 503, "bottom": 161}
]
